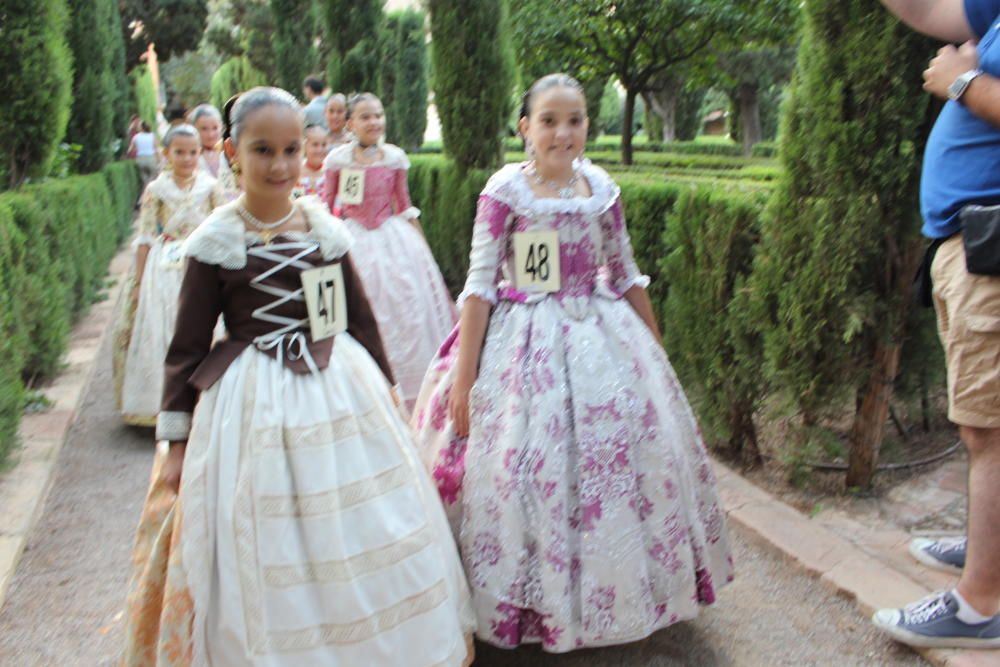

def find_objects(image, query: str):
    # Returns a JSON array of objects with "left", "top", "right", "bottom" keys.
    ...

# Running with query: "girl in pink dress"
[
  {"left": 323, "top": 93, "right": 457, "bottom": 405},
  {"left": 412, "top": 74, "right": 733, "bottom": 653}
]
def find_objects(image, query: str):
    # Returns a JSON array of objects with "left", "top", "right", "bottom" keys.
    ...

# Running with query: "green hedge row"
[
  {"left": 0, "top": 161, "right": 140, "bottom": 462},
  {"left": 407, "top": 154, "right": 768, "bottom": 455},
  {"left": 413, "top": 137, "right": 779, "bottom": 159}
]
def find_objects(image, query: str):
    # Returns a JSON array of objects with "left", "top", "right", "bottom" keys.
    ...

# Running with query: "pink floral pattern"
[{"left": 411, "top": 161, "right": 732, "bottom": 652}]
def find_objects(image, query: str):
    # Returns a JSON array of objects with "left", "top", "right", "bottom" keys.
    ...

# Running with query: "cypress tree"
[
  {"left": 747, "top": 0, "right": 936, "bottom": 489},
  {"left": 379, "top": 10, "right": 428, "bottom": 151},
  {"left": 210, "top": 57, "right": 268, "bottom": 111},
  {"left": 0, "top": 0, "right": 74, "bottom": 188},
  {"left": 428, "top": 0, "right": 514, "bottom": 170},
  {"left": 66, "top": 0, "right": 120, "bottom": 173},
  {"left": 271, "top": 0, "right": 318, "bottom": 95},
  {"left": 322, "top": 0, "right": 383, "bottom": 93},
  {"left": 108, "top": 0, "right": 131, "bottom": 156}
]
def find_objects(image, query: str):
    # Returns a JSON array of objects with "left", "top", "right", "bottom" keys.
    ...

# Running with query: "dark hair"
[
  {"left": 166, "top": 105, "right": 187, "bottom": 123},
  {"left": 519, "top": 73, "right": 586, "bottom": 120},
  {"left": 346, "top": 92, "right": 380, "bottom": 120},
  {"left": 303, "top": 76, "right": 324, "bottom": 95},
  {"left": 140, "top": 121, "right": 150, "bottom": 132},
  {"left": 223, "top": 87, "right": 302, "bottom": 146}
]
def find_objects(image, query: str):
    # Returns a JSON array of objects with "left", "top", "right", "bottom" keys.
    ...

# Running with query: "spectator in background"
[
  {"left": 302, "top": 75, "right": 327, "bottom": 128},
  {"left": 128, "top": 121, "right": 158, "bottom": 189}
]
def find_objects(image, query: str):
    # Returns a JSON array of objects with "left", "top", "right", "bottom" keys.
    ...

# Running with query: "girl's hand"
[
  {"left": 160, "top": 441, "right": 186, "bottom": 493},
  {"left": 448, "top": 378, "right": 473, "bottom": 438}
]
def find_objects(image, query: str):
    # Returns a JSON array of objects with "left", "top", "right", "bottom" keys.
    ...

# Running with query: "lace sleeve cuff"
[
  {"left": 132, "top": 234, "right": 156, "bottom": 248},
  {"left": 156, "top": 411, "right": 192, "bottom": 441},
  {"left": 398, "top": 206, "right": 420, "bottom": 221},
  {"left": 457, "top": 285, "right": 498, "bottom": 309},
  {"left": 619, "top": 274, "right": 651, "bottom": 293}
]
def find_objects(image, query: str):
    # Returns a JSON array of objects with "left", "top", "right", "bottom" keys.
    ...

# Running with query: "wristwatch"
[{"left": 948, "top": 68, "right": 984, "bottom": 101}]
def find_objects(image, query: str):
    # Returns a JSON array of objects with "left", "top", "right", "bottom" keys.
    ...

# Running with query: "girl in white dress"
[
  {"left": 413, "top": 74, "right": 733, "bottom": 653},
  {"left": 117, "top": 124, "right": 224, "bottom": 426},
  {"left": 122, "top": 87, "right": 474, "bottom": 667},
  {"left": 190, "top": 103, "right": 239, "bottom": 199}
]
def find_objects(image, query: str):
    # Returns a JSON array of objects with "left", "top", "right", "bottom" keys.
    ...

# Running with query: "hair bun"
[{"left": 222, "top": 94, "right": 240, "bottom": 141}]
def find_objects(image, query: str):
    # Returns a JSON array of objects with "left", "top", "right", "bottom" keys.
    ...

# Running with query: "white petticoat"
[
  {"left": 344, "top": 216, "right": 457, "bottom": 403},
  {"left": 178, "top": 334, "right": 474, "bottom": 666},
  {"left": 121, "top": 241, "right": 185, "bottom": 423}
]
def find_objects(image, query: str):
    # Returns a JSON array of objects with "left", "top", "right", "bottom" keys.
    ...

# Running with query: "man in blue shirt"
[{"left": 874, "top": 0, "right": 1000, "bottom": 650}]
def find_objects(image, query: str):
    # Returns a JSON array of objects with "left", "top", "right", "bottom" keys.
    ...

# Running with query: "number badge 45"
[
  {"left": 513, "top": 230, "right": 561, "bottom": 293},
  {"left": 301, "top": 264, "right": 348, "bottom": 342},
  {"left": 338, "top": 168, "right": 365, "bottom": 206}
]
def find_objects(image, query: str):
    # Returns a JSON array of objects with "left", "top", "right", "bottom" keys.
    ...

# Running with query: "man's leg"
[{"left": 957, "top": 425, "right": 1000, "bottom": 616}]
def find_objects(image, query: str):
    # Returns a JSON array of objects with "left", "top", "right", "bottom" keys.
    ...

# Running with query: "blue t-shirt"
[{"left": 921, "top": 0, "right": 1000, "bottom": 238}]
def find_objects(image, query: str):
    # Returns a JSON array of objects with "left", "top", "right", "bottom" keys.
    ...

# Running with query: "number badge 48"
[{"left": 513, "top": 230, "right": 561, "bottom": 293}]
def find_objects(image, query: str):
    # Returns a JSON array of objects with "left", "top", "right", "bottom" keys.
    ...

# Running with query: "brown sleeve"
[
  {"left": 158, "top": 258, "right": 224, "bottom": 438},
  {"left": 343, "top": 254, "right": 395, "bottom": 384}
]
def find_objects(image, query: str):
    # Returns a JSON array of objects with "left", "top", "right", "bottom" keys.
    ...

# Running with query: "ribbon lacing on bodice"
[{"left": 248, "top": 240, "right": 321, "bottom": 374}]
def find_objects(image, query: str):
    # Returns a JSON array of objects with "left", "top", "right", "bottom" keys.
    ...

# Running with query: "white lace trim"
[
  {"left": 482, "top": 159, "right": 621, "bottom": 218},
  {"left": 146, "top": 170, "right": 218, "bottom": 205},
  {"left": 456, "top": 285, "right": 498, "bottom": 309},
  {"left": 156, "top": 410, "right": 192, "bottom": 441},
  {"left": 322, "top": 141, "right": 410, "bottom": 171},
  {"left": 398, "top": 205, "right": 420, "bottom": 220},
  {"left": 182, "top": 197, "right": 353, "bottom": 269}
]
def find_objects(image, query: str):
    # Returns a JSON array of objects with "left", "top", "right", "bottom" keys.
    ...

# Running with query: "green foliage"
[
  {"left": 428, "top": 0, "right": 515, "bottom": 171},
  {"left": 66, "top": 0, "right": 124, "bottom": 173},
  {"left": 271, "top": 0, "right": 319, "bottom": 94},
  {"left": 119, "top": 0, "right": 209, "bottom": 65},
  {"left": 661, "top": 187, "right": 767, "bottom": 460},
  {"left": 131, "top": 65, "right": 159, "bottom": 131},
  {"left": 407, "top": 153, "right": 774, "bottom": 462},
  {"left": 676, "top": 86, "right": 707, "bottom": 141},
  {"left": 322, "top": 0, "right": 383, "bottom": 93},
  {"left": 0, "top": 0, "right": 74, "bottom": 189},
  {"left": 747, "top": 1, "right": 936, "bottom": 429},
  {"left": 204, "top": 0, "right": 278, "bottom": 81},
  {"left": 161, "top": 50, "right": 222, "bottom": 109},
  {"left": 0, "top": 161, "right": 140, "bottom": 463},
  {"left": 379, "top": 10, "right": 429, "bottom": 151},
  {"left": 210, "top": 57, "right": 268, "bottom": 110}
]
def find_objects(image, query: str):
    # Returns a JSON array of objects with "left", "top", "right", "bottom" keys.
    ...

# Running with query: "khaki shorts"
[{"left": 931, "top": 235, "right": 1000, "bottom": 428}]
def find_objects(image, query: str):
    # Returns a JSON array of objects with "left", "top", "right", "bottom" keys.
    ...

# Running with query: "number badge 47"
[{"left": 302, "top": 264, "right": 348, "bottom": 342}]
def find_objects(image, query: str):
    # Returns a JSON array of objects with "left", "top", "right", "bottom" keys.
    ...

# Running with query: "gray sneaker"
[
  {"left": 909, "top": 536, "right": 966, "bottom": 574},
  {"left": 873, "top": 591, "right": 1000, "bottom": 649}
]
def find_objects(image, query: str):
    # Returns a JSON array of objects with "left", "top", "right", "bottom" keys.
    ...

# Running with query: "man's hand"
[{"left": 924, "top": 41, "right": 979, "bottom": 99}]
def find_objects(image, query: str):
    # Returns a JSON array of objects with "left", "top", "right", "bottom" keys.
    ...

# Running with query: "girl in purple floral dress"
[{"left": 412, "top": 74, "right": 733, "bottom": 653}]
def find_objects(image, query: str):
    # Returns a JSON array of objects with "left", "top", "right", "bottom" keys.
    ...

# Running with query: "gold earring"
[{"left": 230, "top": 161, "right": 241, "bottom": 176}]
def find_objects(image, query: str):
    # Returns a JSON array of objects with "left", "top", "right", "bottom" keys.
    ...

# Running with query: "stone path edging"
[
  {"left": 713, "top": 462, "right": 1000, "bottom": 667},
  {"left": 0, "top": 245, "right": 132, "bottom": 612}
]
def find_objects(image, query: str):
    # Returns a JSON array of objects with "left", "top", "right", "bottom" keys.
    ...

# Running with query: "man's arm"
[
  {"left": 924, "top": 41, "right": 1000, "bottom": 127},
  {"left": 880, "top": 0, "right": 975, "bottom": 42}
]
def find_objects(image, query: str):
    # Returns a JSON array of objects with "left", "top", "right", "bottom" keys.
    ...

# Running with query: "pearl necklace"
[
  {"left": 527, "top": 161, "right": 581, "bottom": 199},
  {"left": 236, "top": 196, "right": 296, "bottom": 244}
]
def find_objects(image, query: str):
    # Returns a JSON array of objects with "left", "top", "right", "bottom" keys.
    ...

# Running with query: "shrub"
[
  {"left": 210, "top": 57, "right": 268, "bottom": 111},
  {"left": 131, "top": 65, "right": 159, "bottom": 132},
  {"left": 0, "top": 0, "right": 74, "bottom": 188},
  {"left": 380, "top": 10, "right": 429, "bottom": 151},
  {"left": 0, "top": 161, "right": 140, "bottom": 463},
  {"left": 428, "top": 0, "right": 514, "bottom": 170}
]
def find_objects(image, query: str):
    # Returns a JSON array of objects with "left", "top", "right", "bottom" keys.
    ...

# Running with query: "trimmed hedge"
[
  {"left": 0, "top": 161, "right": 140, "bottom": 462},
  {"left": 407, "top": 154, "right": 768, "bottom": 462}
]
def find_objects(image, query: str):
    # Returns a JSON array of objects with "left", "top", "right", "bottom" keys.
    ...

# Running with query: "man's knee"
[{"left": 960, "top": 425, "right": 1000, "bottom": 457}]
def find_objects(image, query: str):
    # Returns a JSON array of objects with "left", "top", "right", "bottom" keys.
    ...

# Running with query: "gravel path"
[{"left": 0, "top": 325, "right": 926, "bottom": 666}]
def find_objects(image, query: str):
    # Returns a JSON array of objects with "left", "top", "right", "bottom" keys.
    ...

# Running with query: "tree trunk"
[
  {"left": 622, "top": 87, "right": 636, "bottom": 165},
  {"left": 736, "top": 82, "right": 762, "bottom": 157},
  {"left": 845, "top": 340, "right": 902, "bottom": 490},
  {"left": 646, "top": 85, "right": 680, "bottom": 143}
]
